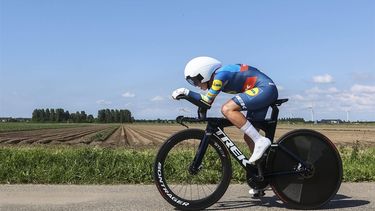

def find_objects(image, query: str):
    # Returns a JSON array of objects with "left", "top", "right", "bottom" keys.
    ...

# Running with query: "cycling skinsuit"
[{"left": 188, "top": 64, "right": 278, "bottom": 120}]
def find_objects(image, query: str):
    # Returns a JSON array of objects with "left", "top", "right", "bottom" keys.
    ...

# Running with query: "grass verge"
[{"left": 0, "top": 145, "right": 373, "bottom": 184}]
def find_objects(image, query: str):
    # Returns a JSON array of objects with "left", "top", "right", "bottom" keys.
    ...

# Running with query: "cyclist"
[{"left": 172, "top": 56, "right": 278, "bottom": 195}]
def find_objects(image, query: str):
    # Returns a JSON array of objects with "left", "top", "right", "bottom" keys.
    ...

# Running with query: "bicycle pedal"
[{"left": 251, "top": 191, "right": 265, "bottom": 199}]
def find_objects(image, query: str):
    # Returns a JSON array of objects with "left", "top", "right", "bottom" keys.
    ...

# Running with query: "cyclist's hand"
[{"left": 172, "top": 88, "right": 189, "bottom": 100}]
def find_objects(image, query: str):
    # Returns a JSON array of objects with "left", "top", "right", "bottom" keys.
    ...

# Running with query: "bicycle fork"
[{"left": 189, "top": 131, "right": 211, "bottom": 175}]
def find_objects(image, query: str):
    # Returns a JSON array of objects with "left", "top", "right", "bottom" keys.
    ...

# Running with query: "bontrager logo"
[
  {"left": 215, "top": 128, "right": 251, "bottom": 167},
  {"left": 157, "top": 162, "right": 190, "bottom": 206}
]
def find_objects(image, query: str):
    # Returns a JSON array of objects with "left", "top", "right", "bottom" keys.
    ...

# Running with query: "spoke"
[
  {"left": 203, "top": 184, "right": 214, "bottom": 193},
  {"left": 200, "top": 184, "right": 208, "bottom": 197},
  {"left": 190, "top": 183, "right": 193, "bottom": 200},
  {"left": 176, "top": 184, "right": 185, "bottom": 195},
  {"left": 196, "top": 184, "right": 200, "bottom": 199},
  {"left": 183, "top": 184, "right": 188, "bottom": 199}
]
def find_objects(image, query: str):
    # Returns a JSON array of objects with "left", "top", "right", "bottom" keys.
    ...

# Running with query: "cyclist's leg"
[
  {"left": 232, "top": 86, "right": 277, "bottom": 162},
  {"left": 244, "top": 134, "right": 254, "bottom": 152},
  {"left": 247, "top": 127, "right": 268, "bottom": 198},
  {"left": 222, "top": 102, "right": 268, "bottom": 163},
  {"left": 244, "top": 107, "right": 269, "bottom": 152},
  {"left": 221, "top": 101, "right": 258, "bottom": 152}
]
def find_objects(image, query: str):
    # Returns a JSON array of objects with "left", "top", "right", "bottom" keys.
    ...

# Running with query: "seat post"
[{"left": 264, "top": 98, "right": 288, "bottom": 141}]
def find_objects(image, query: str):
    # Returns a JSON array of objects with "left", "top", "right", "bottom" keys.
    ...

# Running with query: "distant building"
[
  {"left": 319, "top": 119, "right": 343, "bottom": 124},
  {"left": 0, "top": 117, "right": 31, "bottom": 122}
]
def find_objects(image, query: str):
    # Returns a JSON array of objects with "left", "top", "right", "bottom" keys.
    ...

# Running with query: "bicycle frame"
[
  {"left": 183, "top": 99, "right": 312, "bottom": 180},
  {"left": 189, "top": 120, "right": 311, "bottom": 180}
]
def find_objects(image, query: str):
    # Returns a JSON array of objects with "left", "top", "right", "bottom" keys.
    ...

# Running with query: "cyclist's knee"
[
  {"left": 221, "top": 103, "right": 232, "bottom": 117},
  {"left": 221, "top": 100, "right": 241, "bottom": 117}
]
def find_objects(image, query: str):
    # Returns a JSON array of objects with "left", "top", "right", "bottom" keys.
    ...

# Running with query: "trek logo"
[
  {"left": 157, "top": 162, "right": 190, "bottom": 207},
  {"left": 215, "top": 128, "right": 252, "bottom": 167}
]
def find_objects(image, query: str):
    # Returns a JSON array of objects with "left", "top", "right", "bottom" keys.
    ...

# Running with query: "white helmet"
[{"left": 184, "top": 56, "right": 222, "bottom": 86}]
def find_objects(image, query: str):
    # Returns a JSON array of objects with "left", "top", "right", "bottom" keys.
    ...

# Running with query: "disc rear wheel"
[{"left": 269, "top": 129, "right": 342, "bottom": 209}]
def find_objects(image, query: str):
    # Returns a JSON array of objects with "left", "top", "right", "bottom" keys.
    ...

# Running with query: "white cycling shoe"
[{"left": 249, "top": 137, "right": 271, "bottom": 163}]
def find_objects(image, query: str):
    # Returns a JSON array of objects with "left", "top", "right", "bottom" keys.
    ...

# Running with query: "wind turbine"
[
  {"left": 346, "top": 110, "right": 350, "bottom": 123},
  {"left": 307, "top": 102, "right": 316, "bottom": 124}
]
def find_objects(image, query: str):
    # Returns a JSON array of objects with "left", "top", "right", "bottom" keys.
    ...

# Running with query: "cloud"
[
  {"left": 305, "top": 87, "right": 339, "bottom": 94},
  {"left": 350, "top": 84, "right": 375, "bottom": 93},
  {"left": 122, "top": 92, "right": 135, "bottom": 98},
  {"left": 312, "top": 74, "right": 334, "bottom": 84},
  {"left": 96, "top": 100, "right": 112, "bottom": 105},
  {"left": 288, "top": 84, "right": 375, "bottom": 115},
  {"left": 291, "top": 94, "right": 306, "bottom": 101},
  {"left": 277, "top": 85, "right": 284, "bottom": 91},
  {"left": 151, "top": 96, "right": 164, "bottom": 101}
]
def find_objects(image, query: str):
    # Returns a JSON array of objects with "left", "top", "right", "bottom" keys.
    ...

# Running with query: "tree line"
[
  {"left": 32, "top": 109, "right": 94, "bottom": 123},
  {"left": 31, "top": 108, "right": 133, "bottom": 123},
  {"left": 97, "top": 109, "right": 133, "bottom": 123}
]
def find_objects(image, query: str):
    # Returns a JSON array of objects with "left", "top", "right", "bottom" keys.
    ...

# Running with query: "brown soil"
[{"left": 1, "top": 123, "right": 373, "bottom": 148}]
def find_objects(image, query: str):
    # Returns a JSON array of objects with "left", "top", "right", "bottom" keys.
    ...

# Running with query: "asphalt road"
[{"left": 0, "top": 183, "right": 373, "bottom": 211}]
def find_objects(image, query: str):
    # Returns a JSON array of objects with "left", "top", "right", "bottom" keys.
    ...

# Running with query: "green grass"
[
  {"left": 0, "top": 145, "right": 373, "bottom": 184},
  {"left": 0, "top": 122, "right": 93, "bottom": 132},
  {"left": 0, "top": 146, "right": 154, "bottom": 184},
  {"left": 339, "top": 143, "right": 375, "bottom": 182}
]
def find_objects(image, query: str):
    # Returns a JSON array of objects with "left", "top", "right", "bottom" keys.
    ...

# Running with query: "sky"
[{"left": 0, "top": 0, "right": 374, "bottom": 121}]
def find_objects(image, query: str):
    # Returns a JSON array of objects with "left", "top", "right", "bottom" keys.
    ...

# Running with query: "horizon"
[{"left": 1, "top": 0, "right": 374, "bottom": 121}]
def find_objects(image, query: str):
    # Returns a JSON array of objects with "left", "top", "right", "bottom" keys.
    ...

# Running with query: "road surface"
[{"left": 0, "top": 183, "right": 373, "bottom": 210}]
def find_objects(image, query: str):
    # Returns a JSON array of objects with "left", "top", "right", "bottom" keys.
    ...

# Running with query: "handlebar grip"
[{"left": 176, "top": 95, "right": 187, "bottom": 100}]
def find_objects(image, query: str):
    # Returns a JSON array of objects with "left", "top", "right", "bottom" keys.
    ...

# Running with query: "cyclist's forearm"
[
  {"left": 184, "top": 90, "right": 211, "bottom": 108},
  {"left": 188, "top": 91, "right": 214, "bottom": 105}
]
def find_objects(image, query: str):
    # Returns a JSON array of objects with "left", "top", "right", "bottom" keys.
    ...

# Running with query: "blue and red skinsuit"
[{"left": 188, "top": 64, "right": 278, "bottom": 120}]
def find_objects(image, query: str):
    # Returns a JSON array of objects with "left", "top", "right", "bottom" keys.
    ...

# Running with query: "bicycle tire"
[
  {"left": 154, "top": 129, "right": 232, "bottom": 210},
  {"left": 268, "top": 129, "right": 342, "bottom": 209}
]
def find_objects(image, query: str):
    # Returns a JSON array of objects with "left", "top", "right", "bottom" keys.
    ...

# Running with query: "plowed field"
[{"left": 0, "top": 123, "right": 374, "bottom": 147}]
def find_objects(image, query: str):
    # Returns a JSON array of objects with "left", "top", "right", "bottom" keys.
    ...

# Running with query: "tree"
[
  {"left": 87, "top": 115, "right": 94, "bottom": 123},
  {"left": 32, "top": 109, "right": 41, "bottom": 122},
  {"left": 64, "top": 111, "right": 70, "bottom": 122},
  {"left": 115, "top": 110, "right": 120, "bottom": 123},
  {"left": 45, "top": 109, "right": 51, "bottom": 122},
  {"left": 98, "top": 110, "right": 105, "bottom": 123},
  {"left": 55, "top": 108, "right": 64, "bottom": 122},
  {"left": 80, "top": 111, "right": 87, "bottom": 122},
  {"left": 50, "top": 109, "right": 56, "bottom": 122},
  {"left": 75, "top": 111, "right": 81, "bottom": 123},
  {"left": 105, "top": 109, "right": 111, "bottom": 123}
]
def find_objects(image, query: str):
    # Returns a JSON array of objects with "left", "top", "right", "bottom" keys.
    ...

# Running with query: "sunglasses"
[{"left": 186, "top": 74, "right": 203, "bottom": 87}]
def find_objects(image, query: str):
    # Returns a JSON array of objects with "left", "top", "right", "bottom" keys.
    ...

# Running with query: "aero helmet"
[{"left": 184, "top": 56, "right": 222, "bottom": 86}]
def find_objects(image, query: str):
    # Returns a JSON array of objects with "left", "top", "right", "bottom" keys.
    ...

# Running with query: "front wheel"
[
  {"left": 154, "top": 129, "right": 232, "bottom": 210},
  {"left": 268, "top": 129, "right": 342, "bottom": 209}
]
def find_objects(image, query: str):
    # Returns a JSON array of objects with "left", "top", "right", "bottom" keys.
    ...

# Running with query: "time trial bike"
[{"left": 153, "top": 96, "right": 342, "bottom": 210}]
